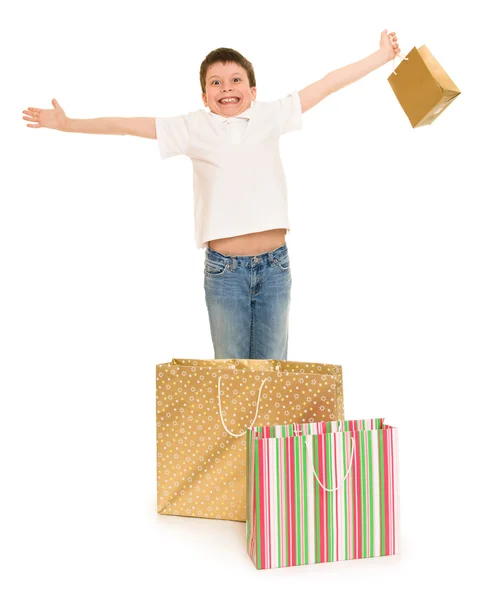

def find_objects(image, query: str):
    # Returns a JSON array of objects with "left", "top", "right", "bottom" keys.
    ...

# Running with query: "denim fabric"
[{"left": 204, "top": 244, "right": 291, "bottom": 359}]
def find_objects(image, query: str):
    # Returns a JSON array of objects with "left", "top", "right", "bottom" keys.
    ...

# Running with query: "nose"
[{"left": 222, "top": 85, "right": 234, "bottom": 93}]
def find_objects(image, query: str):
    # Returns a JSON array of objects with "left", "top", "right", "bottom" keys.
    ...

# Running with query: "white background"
[{"left": 1, "top": 0, "right": 480, "bottom": 598}]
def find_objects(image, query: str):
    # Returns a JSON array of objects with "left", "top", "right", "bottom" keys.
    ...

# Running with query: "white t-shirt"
[{"left": 155, "top": 91, "right": 303, "bottom": 249}]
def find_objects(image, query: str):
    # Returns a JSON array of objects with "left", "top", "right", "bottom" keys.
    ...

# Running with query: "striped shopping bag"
[{"left": 246, "top": 418, "right": 399, "bottom": 569}]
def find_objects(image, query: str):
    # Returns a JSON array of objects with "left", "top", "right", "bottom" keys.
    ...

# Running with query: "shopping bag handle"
[
  {"left": 294, "top": 420, "right": 344, "bottom": 436},
  {"left": 305, "top": 434, "right": 355, "bottom": 493},
  {"left": 390, "top": 34, "right": 409, "bottom": 75},
  {"left": 217, "top": 375, "right": 267, "bottom": 438}
]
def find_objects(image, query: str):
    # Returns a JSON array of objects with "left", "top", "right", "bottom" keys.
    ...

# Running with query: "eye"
[
  {"left": 233, "top": 78, "right": 241, "bottom": 82},
  {"left": 212, "top": 80, "right": 220, "bottom": 85}
]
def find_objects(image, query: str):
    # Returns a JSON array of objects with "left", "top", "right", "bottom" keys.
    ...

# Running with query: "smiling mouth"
[{"left": 218, "top": 97, "right": 240, "bottom": 105}]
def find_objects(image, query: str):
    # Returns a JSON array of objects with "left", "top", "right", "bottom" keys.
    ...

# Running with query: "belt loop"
[
  {"left": 231, "top": 257, "right": 237, "bottom": 271},
  {"left": 268, "top": 251, "right": 274, "bottom": 265}
]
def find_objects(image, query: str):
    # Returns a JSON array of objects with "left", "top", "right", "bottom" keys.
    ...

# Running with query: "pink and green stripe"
[{"left": 246, "top": 418, "right": 399, "bottom": 569}]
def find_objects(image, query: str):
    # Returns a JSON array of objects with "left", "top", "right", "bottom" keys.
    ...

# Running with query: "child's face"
[{"left": 202, "top": 62, "right": 256, "bottom": 117}]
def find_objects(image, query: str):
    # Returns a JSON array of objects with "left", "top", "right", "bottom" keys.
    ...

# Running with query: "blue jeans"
[{"left": 204, "top": 244, "right": 292, "bottom": 360}]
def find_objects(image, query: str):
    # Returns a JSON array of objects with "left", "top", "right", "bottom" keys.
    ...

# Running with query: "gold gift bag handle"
[
  {"left": 390, "top": 34, "right": 409, "bottom": 75},
  {"left": 217, "top": 375, "right": 267, "bottom": 438},
  {"left": 304, "top": 432, "right": 356, "bottom": 493}
]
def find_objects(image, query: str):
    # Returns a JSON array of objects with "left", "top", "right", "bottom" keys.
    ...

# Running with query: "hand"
[
  {"left": 379, "top": 29, "right": 401, "bottom": 63},
  {"left": 22, "top": 99, "right": 68, "bottom": 131}
]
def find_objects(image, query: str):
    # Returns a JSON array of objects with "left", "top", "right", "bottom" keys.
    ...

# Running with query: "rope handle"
[
  {"left": 294, "top": 420, "right": 345, "bottom": 436},
  {"left": 390, "top": 34, "right": 409, "bottom": 75},
  {"left": 305, "top": 434, "right": 356, "bottom": 493},
  {"left": 217, "top": 375, "right": 267, "bottom": 438}
]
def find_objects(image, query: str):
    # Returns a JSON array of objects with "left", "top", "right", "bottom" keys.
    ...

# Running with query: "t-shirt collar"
[{"left": 209, "top": 104, "right": 253, "bottom": 122}]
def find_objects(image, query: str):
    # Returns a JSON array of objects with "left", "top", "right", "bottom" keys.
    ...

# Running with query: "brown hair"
[{"left": 199, "top": 48, "right": 256, "bottom": 94}]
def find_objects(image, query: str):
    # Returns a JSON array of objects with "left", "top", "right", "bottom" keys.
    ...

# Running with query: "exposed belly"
[{"left": 208, "top": 228, "right": 287, "bottom": 256}]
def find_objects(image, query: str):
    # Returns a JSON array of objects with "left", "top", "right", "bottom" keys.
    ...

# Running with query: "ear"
[
  {"left": 251, "top": 87, "right": 257, "bottom": 101},
  {"left": 202, "top": 92, "right": 208, "bottom": 107}
]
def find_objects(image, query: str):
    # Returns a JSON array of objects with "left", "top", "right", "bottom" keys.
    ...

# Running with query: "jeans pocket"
[
  {"left": 274, "top": 254, "right": 290, "bottom": 272},
  {"left": 204, "top": 258, "right": 229, "bottom": 277}
]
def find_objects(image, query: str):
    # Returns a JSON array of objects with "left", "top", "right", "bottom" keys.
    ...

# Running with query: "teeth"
[{"left": 220, "top": 98, "right": 238, "bottom": 103}]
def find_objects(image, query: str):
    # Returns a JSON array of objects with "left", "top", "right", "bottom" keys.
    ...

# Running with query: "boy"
[{"left": 22, "top": 30, "right": 401, "bottom": 360}]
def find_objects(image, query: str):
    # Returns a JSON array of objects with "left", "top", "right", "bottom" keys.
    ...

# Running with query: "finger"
[
  {"left": 26, "top": 123, "right": 41, "bottom": 128},
  {"left": 23, "top": 110, "right": 38, "bottom": 117},
  {"left": 23, "top": 116, "right": 38, "bottom": 122}
]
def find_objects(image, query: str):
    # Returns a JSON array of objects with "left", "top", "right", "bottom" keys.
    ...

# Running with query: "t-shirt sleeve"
[
  {"left": 155, "top": 115, "right": 189, "bottom": 159},
  {"left": 276, "top": 91, "right": 303, "bottom": 136}
]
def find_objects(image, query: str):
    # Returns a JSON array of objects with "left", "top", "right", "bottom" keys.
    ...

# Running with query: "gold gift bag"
[
  {"left": 156, "top": 359, "right": 344, "bottom": 521},
  {"left": 388, "top": 45, "right": 461, "bottom": 127}
]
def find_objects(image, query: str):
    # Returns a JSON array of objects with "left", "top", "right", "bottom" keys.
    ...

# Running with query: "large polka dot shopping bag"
[{"left": 156, "top": 359, "right": 344, "bottom": 521}]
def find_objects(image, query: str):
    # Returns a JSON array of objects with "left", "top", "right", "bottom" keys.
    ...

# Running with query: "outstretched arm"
[
  {"left": 298, "top": 30, "right": 400, "bottom": 113},
  {"left": 22, "top": 99, "right": 156, "bottom": 139}
]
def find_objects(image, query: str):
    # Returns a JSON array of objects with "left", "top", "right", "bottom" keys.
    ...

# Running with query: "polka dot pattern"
[{"left": 156, "top": 359, "right": 344, "bottom": 521}]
